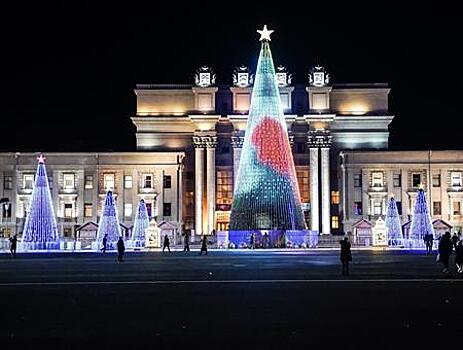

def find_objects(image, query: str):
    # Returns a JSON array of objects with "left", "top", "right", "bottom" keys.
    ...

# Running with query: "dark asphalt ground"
[{"left": 1, "top": 249, "right": 462, "bottom": 349}]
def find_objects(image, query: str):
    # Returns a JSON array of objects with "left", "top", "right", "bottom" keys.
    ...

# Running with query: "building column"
[
  {"left": 309, "top": 148, "right": 319, "bottom": 232},
  {"left": 321, "top": 147, "right": 330, "bottom": 234},
  {"left": 231, "top": 131, "right": 244, "bottom": 185},
  {"left": 205, "top": 136, "right": 217, "bottom": 235},
  {"left": 193, "top": 139, "right": 205, "bottom": 237}
]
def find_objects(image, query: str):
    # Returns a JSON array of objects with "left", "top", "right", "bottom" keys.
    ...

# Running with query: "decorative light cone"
[
  {"left": 229, "top": 27, "right": 305, "bottom": 231},
  {"left": 131, "top": 199, "right": 149, "bottom": 247},
  {"left": 409, "top": 188, "right": 434, "bottom": 241},
  {"left": 22, "top": 155, "right": 60, "bottom": 249},
  {"left": 385, "top": 196, "right": 403, "bottom": 245},
  {"left": 96, "top": 190, "right": 122, "bottom": 248}
]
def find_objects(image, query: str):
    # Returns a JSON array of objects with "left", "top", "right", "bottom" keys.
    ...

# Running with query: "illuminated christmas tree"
[
  {"left": 385, "top": 196, "right": 403, "bottom": 245},
  {"left": 229, "top": 26, "right": 305, "bottom": 231},
  {"left": 131, "top": 199, "right": 149, "bottom": 247},
  {"left": 22, "top": 154, "right": 60, "bottom": 249},
  {"left": 409, "top": 188, "right": 434, "bottom": 241},
  {"left": 96, "top": 190, "right": 121, "bottom": 248}
]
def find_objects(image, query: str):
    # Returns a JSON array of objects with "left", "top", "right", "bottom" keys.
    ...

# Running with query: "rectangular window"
[
  {"left": 331, "top": 191, "right": 340, "bottom": 205},
  {"left": 124, "top": 175, "right": 133, "bottom": 189},
  {"left": 84, "top": 203, "right": 93, "bottom": 217},
  {"left": 453, "top": 201, "right": 461, "bottom": 215},
  {"left": 396, "top": 201, "right": 402, "bottom": 215},
  {"left": 145, "top": 202, "right": 152, "bottom": 217},
  {"left": 23, "top": 174, "right": 34, "bottom": 189},
  {"left": 163, "top": 175, "right": 172, "bottom": 189},
  {"left": 2, "top": 202, "right": 12, "bottom": 218},
  {"left": 144, "top": 174, "right": 153, "bottom": 189},
  {"left": 3, "top": 176, "right": 13, "bottom": 190},
  {"left": 163, "top": 203, "right": 171, "bottom": 217},
  {"left": 217, "top": 169, "right": 234, "bottom": 205},
  {"left": 374, "top": 202, "right": 382, "bottom": 215},
  {"left": 412, "top": 173, "right": 421, "bottom": 187},
  {"left": 104, "top": 174, "right": 115, "bottom": 191},
  {"left": 432, "top": 174, "right": 441, "bottom": 187},
  {"left": 372, "top": 172, "right": 384, "bottom": 187},
  {"left": 63, "top": 228, "right": 73, "bottom": 238},
  {"left": 433, "top": 201, "right": 441, "bottom": 216},
  {"left": 393, "top": 174, "right": 401, "bottom": 188},
  {"left": 64, "top": 203, "right": 73, "bottom": 218},
  {"left": 331, "top": 216, "right": 339, "bottom": 229},
  {"left": 354, "top": 201, "right": 363, "bottom": 215},
  {"left": 295, "top": 142, "right": 305, "bottom": 153},
  {"left": 451, "top": 172, "right": 462, "bottom": 187},
  {"left": 84, "top": 175, "right": 93, "bottom": 189},
  {"left": 63, "top": 173, "right": 75, "bottom": 190},
  {"left": 354, "top": 174, "right": 362, "bottom": 188},
  {"left": 124, "top": 203, "right": 132, "bottom": 217},
  {"left": 48, "top": 176, "right": 53, "bottom": 189}
]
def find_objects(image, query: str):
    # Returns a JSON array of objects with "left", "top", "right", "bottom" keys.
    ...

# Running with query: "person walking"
[
  {"left": 117, "top": 236, "right": 125, "bottom": 262},
  {"left": 424, "top": 233, "right": 434, "bottom": 255},
  {"left": 455, "top": 240, "right": 463, "bottom": 274},
  {"left": 451, "top": 233, "right": 459, "bottom": 250},
  {"left": 183, "top": 231, "right": 190, "bottom": 252},
  {"left": 9, "top": 234, "right": 17, "bottom": 257},
  {"left": 263, "top": 232, "right": 269, "bottom": 249},
  {"left": 249, "top": 232, "right": 255, "bottom": 250},
  {"left": 163, "top": 234, "right": 171, "bottom": 253},
  {"left": 199, "top": 235, "right": 208, "bottom": 256},
  {"left": 101, "top": 233, "right": 108, "bottom": 253},
  {"left": 438, "top": 231, "right": 453, "bottom": 273},
  {"left": 339, "top": 236, "right": 352, "bottom": 276}
]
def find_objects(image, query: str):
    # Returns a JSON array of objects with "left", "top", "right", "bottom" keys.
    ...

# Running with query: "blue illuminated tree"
[
  {"left": 410, "top": 188, "right": 434, "bottom": 241},
  {"left": 22, "top": 154, "right": 60, "bottom": 249},
  {"left": 96, "top": 190, "right": 121, "bottom": 248},
  {"left": 229, "top": 26, "right": 305, "bottom": 231},
  {"left": 385, "top": 196, "right": 403, "bottom": 245},
  {"left": 131, "top": 199, "right": 149, "bottom": 247}
]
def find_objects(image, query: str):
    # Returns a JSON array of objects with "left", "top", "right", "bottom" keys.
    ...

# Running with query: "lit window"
[
  {"left": 64, "top": 203, "right": 73, "bottom": 218},
  {"left": 124, "top": 175, "right": 133, "bottom": 189},
  {"left": 84, "top": 203, "right": 93, "bottom": 217},
  {"left": 85, "top": 175, "right": 93, "bottom": 189},
  {"left": 393, "top": 174, "right": 401, "bottom": 187},
  {"left": 331, "top": 216, "right": 339, "bottom": 229},
  {"left": 63, "top": 173, "right": 75, "bottom": 190},
  {"left": 412, "top": 174, "right": 421, "bottom": 187},
  {"left": 216, "top": 169, "right": 234, "bottom": 205},
  {"left": 3, "top": 176, "right": 13, "bottom": 190},
  {"left": 354, "top": 174, "right": 362, "bottom": 188},
  {"left": 124, "top": 203, "right": 132, "bottom": 217},
  {"left": 374, "top": 202, "right": 382, "bottom": 215},
  {"left": 372, "top": 172, "right": 384, "bottom": 187},
  {"left": 453, "top": 201, "right": 461, "bottom": 216},
  {"left": 451, "top": 172, "right": 462, "bottom": 187},
  {"left": 104, "top": 174, "right": 115, "bottom": 191},
  {"left": 143, "top": 174, "right": 153, "bottom": 189},
  {"left": 432, "top": 174, "right": 441, "bottom": 187},
  {"left": 23, "top": 174, "right": 34, "bottom": 189},
  {"left": 331, "top": 191, "right": 340, "bottom": 204},
  {"left": 296, "top": 170, "right": 310, "bottom": 203}
]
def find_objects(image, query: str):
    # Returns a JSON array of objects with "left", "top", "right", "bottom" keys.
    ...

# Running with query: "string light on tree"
[
  {"left": 385, "top": 194, "right": 403, "bottom": 246},
  {"left": 131, "top": 199, "right": 150, "bottom": 247},
  {"left": 409, "top": 187, "right": 434, "bottom": 244},
  {"left": 96, "top": 190, "right": 122, "bottom": 249}
]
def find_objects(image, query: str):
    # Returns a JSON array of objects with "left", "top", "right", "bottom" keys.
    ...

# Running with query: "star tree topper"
[
  {"left": 37, "top": 154, "right": 46, "bottom": 164},
  {"left": 257, "top": 25, "right": 274, "bottom": 41}
]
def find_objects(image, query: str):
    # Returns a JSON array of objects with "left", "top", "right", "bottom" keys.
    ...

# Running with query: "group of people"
[
  {"left": 100, "top": 233, "right": 125, "bottom": 262},
  {"left": 162, "top": 231, "right": 209, "bottom": 255},
  {"left": 437, "top": 231, "right": 463, "bottom": 274}
]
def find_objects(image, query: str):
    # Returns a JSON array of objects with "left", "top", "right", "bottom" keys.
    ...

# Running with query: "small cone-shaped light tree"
[
  {"left": 131, "top": 199, "right": 150, "bottom": 247},
  {"left": 410, "top": 187, "right": 434, "bottom": 241},
  {"left": 22, "top": 154, "right": 60, "bottom": 250},
  {"left": 229, "top": 25, "right": 305, "bottom": 231},
  {"left": 385, "top": 195, "right": 403, "bottom": 245},
  {"left": 96, "top": 190, "right": 121, "bottom": 248}
]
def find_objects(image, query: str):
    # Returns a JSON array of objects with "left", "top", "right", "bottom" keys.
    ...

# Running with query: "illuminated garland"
[
  {"left": 409, "top": 189, "right": 434, "bottom": 240},
  {"left": 131, "top": 199, "right": 149, "bottom": 247},
  {"left": 96, "top": 190, "right": 122, "bottom": 247},
  {"left": 385, "top": 196, "right": 403, "bottom": 245}
]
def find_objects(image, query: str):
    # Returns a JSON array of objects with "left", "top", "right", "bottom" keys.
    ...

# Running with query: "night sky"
[{"left": 2, "top": 3, "right": 461, "bottom": 152}]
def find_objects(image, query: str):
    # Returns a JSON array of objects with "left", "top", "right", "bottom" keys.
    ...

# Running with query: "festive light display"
[
  {"left": 385, "top": 196, "right": 403, "bottom": 245},
  {"left": 131, "top": 199, "right": 149, "bottom": 247},
  {"left": 96, "top": 190, "right": 122, "bottom": 248},
  {"left": 229, "top": 26, "right": 305, "bottom": 231},
  {"left": 409, "top": 188, "right": 434, "bottom": 241},
  {"left": 22, "top": 155, "right": 60, "bottom": 249}
]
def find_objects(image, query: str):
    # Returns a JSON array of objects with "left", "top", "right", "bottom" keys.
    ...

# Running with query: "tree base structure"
[{"left": 219, "top": 230, "right": 318, "bottom": 249}]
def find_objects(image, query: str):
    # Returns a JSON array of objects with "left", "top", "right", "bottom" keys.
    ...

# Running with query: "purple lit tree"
[
  {"left": 385, "top": 196, "right": 403, "bottom": 245},
  {"left": 96, "top": 190, "right": 121, "bottom": 249},
  {"left": 131, "top": 199, "right": 149, "bottom": 247},
  {"left": 409, "top": 188, "right": 434, "bottom": 241},
  {"left": 22, "top": 154, "right": 60, "bottom": 250}
]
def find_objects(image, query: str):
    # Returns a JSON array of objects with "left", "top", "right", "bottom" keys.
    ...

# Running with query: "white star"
[
  {"left": 257, "top": 25, "right": 274, "bottom": 42},
  {"left": 37, "top": 154, "right": 46, "bottom": 164}
]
